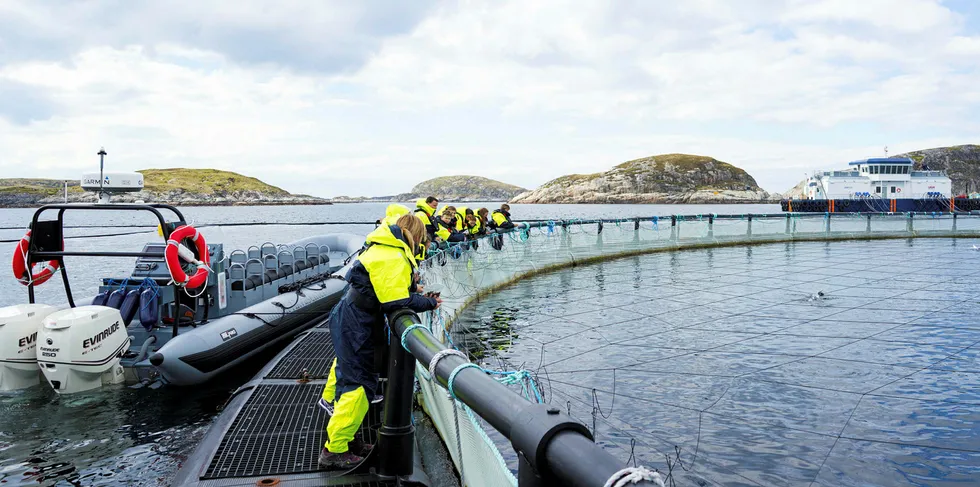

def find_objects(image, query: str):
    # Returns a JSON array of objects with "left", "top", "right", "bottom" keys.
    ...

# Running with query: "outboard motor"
[
  {"left": 38, "top": 305, "right": 130, "bottom": 394},
  {"left": 0, "top": 304, "right": 57, "bottom": 391}
]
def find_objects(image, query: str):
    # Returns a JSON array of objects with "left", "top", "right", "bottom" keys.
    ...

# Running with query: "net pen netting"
[{"left": 413, "top": 213, "right": 980, "bottom": 487}]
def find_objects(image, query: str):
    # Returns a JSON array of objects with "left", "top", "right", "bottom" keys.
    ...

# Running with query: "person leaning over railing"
[
  {"left": 475, "top": 208, "right": 490, "bottom": 235},
  {"left": 490, "top": 203, "right": 516, "bottom": 230},
  {"left": 318, "top": 214, "right": 442, "bottom": 469},
  {"left": 414, "top": 196, "right": 448, "bottom": 245},
  {"left": 378, "top": 203, "right": 410, "bottom": 227},
  {"left": 321, "top": 201, "right": 416, "bottom": 413},
  {"left": 436, "top": 210, "right": 466, "bottom": 246}
]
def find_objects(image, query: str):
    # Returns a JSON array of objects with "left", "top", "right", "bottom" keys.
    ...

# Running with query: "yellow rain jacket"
[
  {"left": 491, "top": 209, "right": 515, "bottom": 229},
  {"left": 324, "top": 223, "right": 438, "bottom": 454},
  {"left": 381, "top": 203, "right": 410, "bottom": 227},
  {"left": 454, "top": 207, "right": 468, "bottom": 232},
  {"left": 416, "top": 198, "right": 449, "bottom": 242}
]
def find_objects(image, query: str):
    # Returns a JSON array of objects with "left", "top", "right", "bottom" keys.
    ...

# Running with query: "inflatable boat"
[{"left": 0, "top": 157, "right": 362, "bottom": 394}]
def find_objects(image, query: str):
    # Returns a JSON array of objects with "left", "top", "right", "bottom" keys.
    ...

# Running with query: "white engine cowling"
[
  {"left": 38, "top": 305, "right": 130, "bottom": 394},
  {"left": 0, "top": 304, "right": 58, "bottom": 391}
]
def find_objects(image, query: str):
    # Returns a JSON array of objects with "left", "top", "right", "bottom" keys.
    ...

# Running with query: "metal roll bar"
[{"left": 22, "top": 203, "right": 187, "bottom": 307}]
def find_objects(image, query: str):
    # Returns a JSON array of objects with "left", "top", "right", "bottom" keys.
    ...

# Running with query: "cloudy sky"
[{"left": 1, "top": 0, "right": 978, "bottom": 197}]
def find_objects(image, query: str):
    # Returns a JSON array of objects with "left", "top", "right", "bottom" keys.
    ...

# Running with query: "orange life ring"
[
  {"left": 11, "top": 230, "right": 60, "bottom": 286},
  {"left": 165, "top": 225, "right": 211, "bottom": 288}
]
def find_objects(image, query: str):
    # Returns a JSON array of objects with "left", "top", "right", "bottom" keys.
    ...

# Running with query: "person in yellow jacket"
[
  {"left": 454, "top": 207, "right": 468, "bottom": 231},
  {"left": 415, "top": 196, "right": 449, "bottom": 244},
  {"left": 475, "top": 208, "right": 489, "bottom": 235},
  {"left": 319, "top": 203, "right": 414, "bottom": 417},
  {"left": 318, "top": 215, "right": 441, "bottom": 469},
  {"left": 490, "top": 204, "right": 516, "bottom": 230},
  {"left": 378, "top": 203, "right": 410, "bottom": 226}
]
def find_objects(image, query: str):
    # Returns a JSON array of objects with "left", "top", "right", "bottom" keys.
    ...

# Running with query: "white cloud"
[{"left": 0, "top": 0, "right": 977, "bottom": 198}]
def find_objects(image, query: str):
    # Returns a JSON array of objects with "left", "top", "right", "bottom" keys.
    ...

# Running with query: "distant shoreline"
[
  {"left": 0, "top": 200, "right": 334, "bottom": 209},
  {"left": 0, "top": 200, "right": 782, "bottom": 210}
]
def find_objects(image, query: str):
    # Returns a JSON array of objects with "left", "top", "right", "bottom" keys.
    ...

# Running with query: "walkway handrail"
[{"left": 384, "top": 309, "right": 660, "bottom": 487}]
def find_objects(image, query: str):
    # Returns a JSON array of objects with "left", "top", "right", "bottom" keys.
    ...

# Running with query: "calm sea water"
[
  {"left": 455, "top": 238, "right": 980, "bottom": 486},
  {"left": 0, "top": 202, "right": 777, "bottom": 486}
]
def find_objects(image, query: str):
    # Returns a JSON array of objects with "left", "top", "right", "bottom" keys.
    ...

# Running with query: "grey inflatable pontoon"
[
  {"left": 7, "top": 200, "right": 364, "bottom": 391},
  {"left": 144, "top": 233, "right": 364, "bottom": 385}
]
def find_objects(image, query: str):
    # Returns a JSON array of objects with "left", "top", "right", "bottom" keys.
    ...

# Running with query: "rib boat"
[{"left": 0, "top": 154, "right": 361, "bottom": 394}]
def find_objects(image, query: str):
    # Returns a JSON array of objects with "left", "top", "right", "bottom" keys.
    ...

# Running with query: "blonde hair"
[{"left": 396, "top": 214, "right": 425, "bottom": 254}]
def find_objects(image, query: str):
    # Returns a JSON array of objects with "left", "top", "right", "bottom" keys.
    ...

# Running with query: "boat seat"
[
  {"left": 231, "top": 271, "right": 273, "bottom": 291},
  {"left": 265, "top": 269, "right": 282, "bottom": 281}
]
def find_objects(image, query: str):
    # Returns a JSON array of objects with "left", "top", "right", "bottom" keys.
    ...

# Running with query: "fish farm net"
[{"left": 415, "top": 213, "right": 980, "bottom": 487}]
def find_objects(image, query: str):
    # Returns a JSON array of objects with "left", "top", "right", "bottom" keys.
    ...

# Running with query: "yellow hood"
[
  {"left": 385, "top": 203, "right": 411, "bottom": 220},
  {"left": 365, "top": 223, "right": 417, "bottom": 267},
  {"left": 415, "top": 198, "right": 435, "bottom": 217}
]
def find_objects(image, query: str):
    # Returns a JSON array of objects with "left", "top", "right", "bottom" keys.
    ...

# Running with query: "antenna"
[
  {"left": 884, "top": 146, "right": 889, "bottom": 157},
  {"left": 97, "top": 147, "right": 107, "bottom": 202}
]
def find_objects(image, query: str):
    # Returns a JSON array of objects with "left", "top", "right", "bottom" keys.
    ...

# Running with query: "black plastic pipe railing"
[
  {"left": 5, "top": 210, "right": 974, "bottom": 232},
  {"left": 381, "top": 309, "right": 659, "bottom": 487}
]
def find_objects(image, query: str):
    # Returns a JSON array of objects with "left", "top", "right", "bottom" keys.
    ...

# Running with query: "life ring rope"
[{"left": 11, "top": 230, "right": 61, "bottom": 287}]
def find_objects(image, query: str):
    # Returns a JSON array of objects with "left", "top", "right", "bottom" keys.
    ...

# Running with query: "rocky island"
[
  {"left": 331, "top": 175, "right": 526, "bottom": 202},
  {"left": 511, "top": 154, "right": 773, "bottom": 204},
  {"left": 900, "top": 145, "right": 980, "bottom": 194},
  {"left": 403, "top": 176, "right": 526, "bottom": 201},
  {"left": 0, "top": 168, "right": 326, "bottom": 208}
]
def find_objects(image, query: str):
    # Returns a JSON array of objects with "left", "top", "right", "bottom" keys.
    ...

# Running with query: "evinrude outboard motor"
[
  {"left": 0, "top": 304, "right": 57, "bottom": 391},
  {"left": 38, "top": 305, "right": 130, "bottom": 394}
]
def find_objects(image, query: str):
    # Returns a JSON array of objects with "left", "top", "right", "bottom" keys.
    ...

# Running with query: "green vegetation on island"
[
  {"left": 0, "top": 168, "right": 323, "bottom": 207},
  {"left": 405, "top": 176, "right": 526, "bottom": 201},
  {"left": 511, "top": 153, "right": 771, "bottom": 204}
]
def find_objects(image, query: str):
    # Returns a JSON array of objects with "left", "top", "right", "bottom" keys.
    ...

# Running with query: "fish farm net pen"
[{"left": 409, "top": 214, "right": 980, "bottom": 487}]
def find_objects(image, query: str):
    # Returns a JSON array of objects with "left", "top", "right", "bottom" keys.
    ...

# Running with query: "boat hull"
[
  {"left": 780, "top": 198, "right": 980, "bottom": 213},
  {"left": 144, "top": 233, "right": 364, "bottom": 386}
]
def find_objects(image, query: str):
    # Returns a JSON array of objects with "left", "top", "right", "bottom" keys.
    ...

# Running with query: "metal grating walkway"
[
  {"left": 266, "top": 331, "right": 336, "bottom": 379},
  {"left": 203, "top": 383, "right": 381, "bottom": 479}
]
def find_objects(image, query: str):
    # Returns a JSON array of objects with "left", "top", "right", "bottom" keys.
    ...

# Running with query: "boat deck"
[{"left": 174, "top": 323, "right": 428, "bottom": 487}]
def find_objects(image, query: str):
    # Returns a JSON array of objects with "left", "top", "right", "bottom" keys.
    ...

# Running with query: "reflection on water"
[
  {"left": 453, "top": 307, "right": 521, "bottom": 362},
  {"left": 0, "top": 345, "right": 282, "bottom": 486},
  {"left": 455, "top": 238, "right": 980, "bottom": 486}
]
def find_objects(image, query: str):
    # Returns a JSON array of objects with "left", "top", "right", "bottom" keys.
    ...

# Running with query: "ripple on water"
[
  {"left": 0, "top": 372, "right": 243, "bottom": 486},
  {"left": 456, "top": 239, "right": 980, "bottom": 486}
]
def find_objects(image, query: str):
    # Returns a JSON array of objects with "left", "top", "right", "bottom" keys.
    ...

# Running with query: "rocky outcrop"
[
  {"left": 0, "top": 169, "right": 326, "bottom": 207},
  {"left": 401, "top": 176, "right": 526, "bottom": 202},
  {"left": 511, "top": 154, "right": 772, "bottom": 204},
  {"left": 899, "top": 145, "right": 980, "bottom": 195}
]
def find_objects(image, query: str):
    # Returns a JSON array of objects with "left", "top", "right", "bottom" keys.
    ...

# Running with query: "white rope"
[
  {"left": 428, "top": 349, "right": 467, "bottom": 380},
  {"left": 164, "top": 238, "right": 213, "bottom": 297},
  {"left": 602, "top": 466, "right": 666, "bottom": 487}
]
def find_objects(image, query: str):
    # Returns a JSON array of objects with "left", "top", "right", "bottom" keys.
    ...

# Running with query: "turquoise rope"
[
  {"left": 401, "top": 323, "right": 431, "bottom": 351},
  {"left": 447, "top": 363, "right": 483, "bottom": 399}
]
